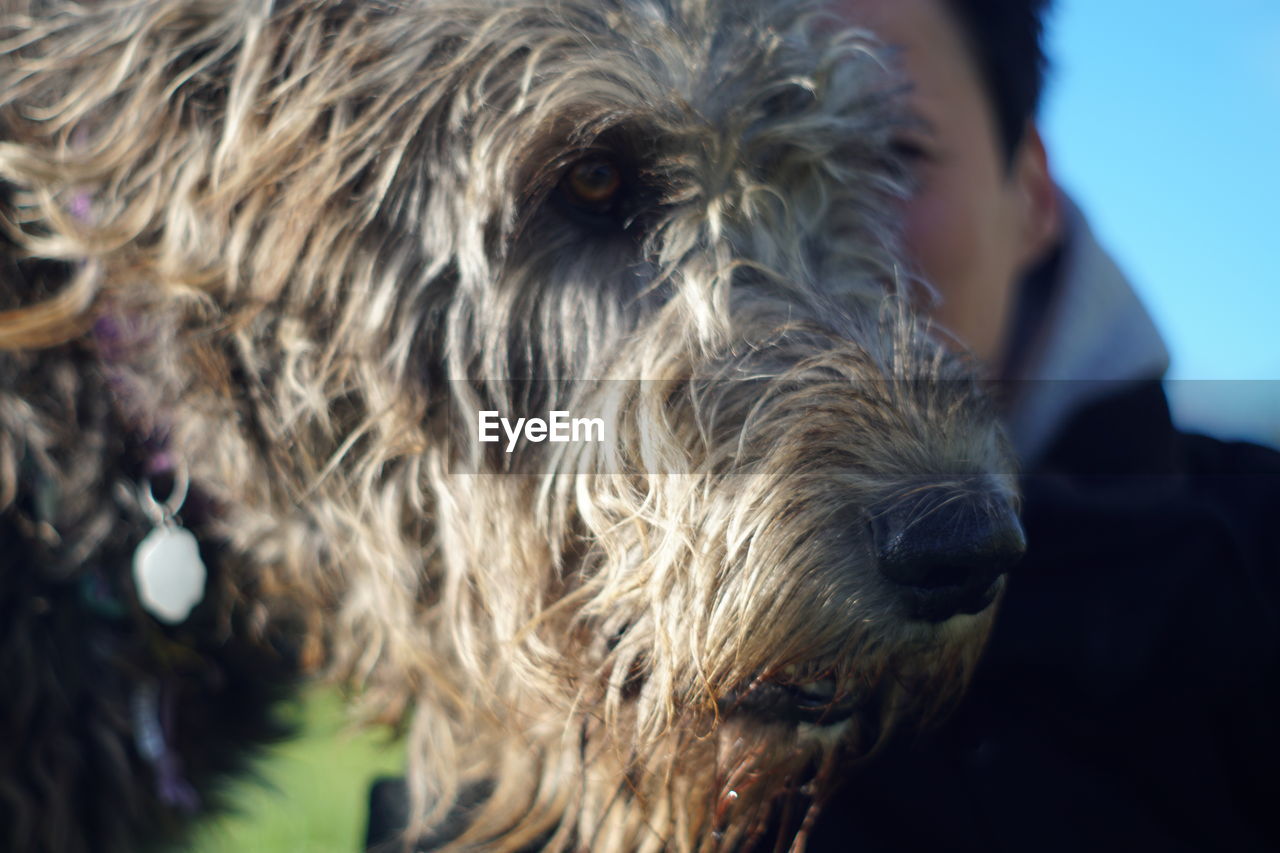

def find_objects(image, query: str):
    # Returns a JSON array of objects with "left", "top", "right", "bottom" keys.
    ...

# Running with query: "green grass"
[{"left": 189, "top": 687, "right": 405, "bottom": 853}]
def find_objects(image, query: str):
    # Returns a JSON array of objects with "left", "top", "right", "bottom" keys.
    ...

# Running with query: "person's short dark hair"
[{"left": 940, "top": 0, "right": 1052, "bottom": 164}]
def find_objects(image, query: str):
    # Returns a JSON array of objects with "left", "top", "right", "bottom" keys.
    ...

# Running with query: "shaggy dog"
[{"left": 0, "top": 0, "right": 1024, "bottom": 850}]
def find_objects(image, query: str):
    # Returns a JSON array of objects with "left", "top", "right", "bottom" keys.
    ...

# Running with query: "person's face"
[{"left": 832, "top": 0, "right": 1059, "bottom": 370}]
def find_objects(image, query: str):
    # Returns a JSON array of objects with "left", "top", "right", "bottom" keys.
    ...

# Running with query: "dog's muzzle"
[{"left": 870, "top": 490, "right": 1025, "bottom": 622}]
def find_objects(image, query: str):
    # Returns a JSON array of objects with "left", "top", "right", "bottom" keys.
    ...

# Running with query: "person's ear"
[{"left": 1011, "top": 121, "right": 1061, "bottom": 271}]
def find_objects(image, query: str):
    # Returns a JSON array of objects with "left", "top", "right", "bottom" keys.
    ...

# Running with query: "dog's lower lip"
[{"left": 903, "top": 576, "right": 1002, "bottom": 622}]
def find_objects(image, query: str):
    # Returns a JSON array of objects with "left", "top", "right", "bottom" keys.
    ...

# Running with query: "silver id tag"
[{"left": 132, "top": 525, "right": 207, "bottom": 624}]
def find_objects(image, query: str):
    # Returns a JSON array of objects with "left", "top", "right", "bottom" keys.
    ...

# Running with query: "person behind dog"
[{"left": 810, "top": 1, "right": 1280, "bottom": 850}]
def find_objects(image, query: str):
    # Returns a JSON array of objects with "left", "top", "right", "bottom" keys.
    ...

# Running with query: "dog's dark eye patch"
[{"left": 514, "top": 121, "right": 663, "bottom": 241}]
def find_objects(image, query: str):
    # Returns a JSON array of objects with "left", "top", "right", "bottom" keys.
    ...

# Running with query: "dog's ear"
[
  {"left": 1, "top": 0, "right": 238, "bottom": 349},
  {"left": 0, "top": 1, "right": 480, "bottom": 579},
  {"left": 0, "top": 0, "right": 472, "bottom": 354},
  {"left": 0, "top": 1, "right": 489, "bottom": 476}
]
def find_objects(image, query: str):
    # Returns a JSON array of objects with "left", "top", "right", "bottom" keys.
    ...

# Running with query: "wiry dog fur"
[{"left": 0, "top": 0, "right": 1020, "bottom": 850}]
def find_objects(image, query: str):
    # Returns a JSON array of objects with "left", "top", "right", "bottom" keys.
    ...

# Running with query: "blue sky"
[{"left": 1039, "top": 1, "right": 1280, "bottom": 442}]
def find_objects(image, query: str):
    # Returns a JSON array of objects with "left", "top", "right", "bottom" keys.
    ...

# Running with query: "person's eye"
[{"left": 890, "top": 136, "right": 932, "bottom": 164}]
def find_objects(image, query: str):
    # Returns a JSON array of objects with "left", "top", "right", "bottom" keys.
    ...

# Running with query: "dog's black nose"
[{"left": 870, "top": 491, "right": 1025, "bottom": 621}]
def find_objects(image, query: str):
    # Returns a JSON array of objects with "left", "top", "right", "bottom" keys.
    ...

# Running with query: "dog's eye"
[
  {"left": 560, "top": 157, "right": 623, "bottom": 210},
  {"left": 551, "top": 153, "right": 650, "bottom": 233}
]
